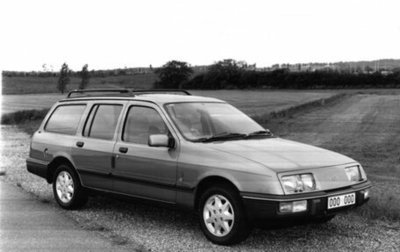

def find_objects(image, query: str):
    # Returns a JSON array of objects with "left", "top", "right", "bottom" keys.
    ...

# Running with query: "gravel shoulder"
[{"left": 1, "top": 124, "right": 399, "bottom": 251}]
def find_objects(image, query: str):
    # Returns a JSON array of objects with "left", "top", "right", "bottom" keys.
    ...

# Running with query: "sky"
[{"left": 0, "top": 0, "right": 400, "bottom": 72}]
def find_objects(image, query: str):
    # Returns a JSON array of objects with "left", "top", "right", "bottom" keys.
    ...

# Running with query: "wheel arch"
[
  {"left": 47, "top": 156, "right": 81, "bottom": 184},
  {"left": 194, "top": 176, "right": 240, "bottom": 210}
]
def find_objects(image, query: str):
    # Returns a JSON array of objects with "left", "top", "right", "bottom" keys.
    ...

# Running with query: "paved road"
[{"left": 0, "top": 180, "right": 130, "bottom": 252}]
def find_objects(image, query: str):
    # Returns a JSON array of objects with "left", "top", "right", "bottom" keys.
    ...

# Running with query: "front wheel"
[
  {"left": 313, "top": 214, "right": 336, "bottom": 223},
  {"left": 198, "top": 185, "right": 251, "bottom": 245},
  {"left": 53, "top": 164, "right": 88, "bottom": 209}
]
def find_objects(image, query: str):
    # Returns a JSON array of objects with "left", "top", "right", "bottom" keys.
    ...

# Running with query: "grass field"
[
  {"left": 2, "top": 90, "right": 400, "bottom": 221},
  {"left": 2, "top": 125, "right": 399, "bottom": 250},
  {"left": 264, "top": 93, "right": 400, "bottom": 220},
  {"left": 1, "top": 90, "right": 399, "bottom": 250},
  {"left": 2, "top": 74, "right": 157, "bottom": 94},
  {"left": 1, "top": 90, "right": 337, "bottom": 115}
]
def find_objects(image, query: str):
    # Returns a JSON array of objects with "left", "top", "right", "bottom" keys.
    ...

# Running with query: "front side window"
[
  {"left": 165, "top": 102, "right": 265, "bottom": 141},
  {"left": 84, "top": 104, "right": 122, "bottom": 140},
  {"left": 45, "top": 105, "right": 86, "bottom": 135},
  {"left": 123, "top": 106, "right": 168, "bottom": 145}
]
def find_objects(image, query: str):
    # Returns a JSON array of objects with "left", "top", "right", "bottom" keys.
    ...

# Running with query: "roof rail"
[
  {"left": 67, "top": 89, "right": 131, "bottom": 98},
  {"left": 130, "top": 89, "right": 191, "bottom": 95},
  {"left": 67, "top": 88, "right": 191, "bottom": 98}
]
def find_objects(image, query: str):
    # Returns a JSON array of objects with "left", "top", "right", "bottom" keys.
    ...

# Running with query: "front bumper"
[{"left": 241, "top": 180, "right": 371, "bottom": 220}]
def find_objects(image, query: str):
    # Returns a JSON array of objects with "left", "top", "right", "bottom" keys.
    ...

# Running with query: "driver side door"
[{"left": 112, "top": 102, "right": 179, "bottom": 203}]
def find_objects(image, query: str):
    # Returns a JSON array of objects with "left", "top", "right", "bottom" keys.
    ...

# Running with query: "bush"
[
  {"left": 1, "top": 109, "right": 48, "bottom": 125},
  {"left": 183, "top": 70, "right": 400, "bottom": 89},
  {"left": 154, "top": 60, "right": 193, "bottom": 89}
]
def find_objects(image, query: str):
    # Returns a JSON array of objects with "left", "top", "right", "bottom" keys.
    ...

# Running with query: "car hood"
[{"left": 206, "top": 137, "right": 356, "bottom": 172}]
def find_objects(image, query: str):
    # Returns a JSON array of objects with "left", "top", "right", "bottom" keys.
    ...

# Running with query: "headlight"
[
  {"left": 281, "top": 173, "right": 316, "bottom": 194},
  {"left": 345, "top": 166, "right": 361, "bottom": 182},
  {"left": 300, "top": 174, "right": 315, "bottom": 190}
]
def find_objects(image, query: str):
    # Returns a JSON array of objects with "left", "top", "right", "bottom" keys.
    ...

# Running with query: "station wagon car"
[{"left": 27, "top": 89, "right": 371, "bottom": 245}]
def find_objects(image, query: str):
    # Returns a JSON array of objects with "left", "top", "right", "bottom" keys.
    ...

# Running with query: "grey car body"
[{"left": 27, "top": 89, "right": 371, "bottom": 245}]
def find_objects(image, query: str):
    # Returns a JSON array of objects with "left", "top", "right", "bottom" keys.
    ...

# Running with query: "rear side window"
[
  {"left": 45, "top": 105, "right": 86, "bottom": 135},
  {"left": 83, "top": 104, "right": 122, "bottom": 140}
]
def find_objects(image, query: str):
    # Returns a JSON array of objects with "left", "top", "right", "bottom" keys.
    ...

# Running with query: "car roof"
[
  {"left": 59, "top": 92, "right": 224, "bottom": 105},
  {"left": 133, "top": 94, "right": 224, "bottom": 104}
]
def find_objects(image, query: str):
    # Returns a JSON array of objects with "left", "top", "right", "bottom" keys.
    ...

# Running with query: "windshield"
[{"left": 165, "top": 102, "right": 268, "bottom": 141}]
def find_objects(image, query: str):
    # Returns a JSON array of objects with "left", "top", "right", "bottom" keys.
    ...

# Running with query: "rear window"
[{"left": 45, "top": 105, "right": 86, "bottom": 135}]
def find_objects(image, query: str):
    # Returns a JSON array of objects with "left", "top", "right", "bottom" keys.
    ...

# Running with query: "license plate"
[{"left": 327, "top": 193, "right": 356, "bottom": 209}]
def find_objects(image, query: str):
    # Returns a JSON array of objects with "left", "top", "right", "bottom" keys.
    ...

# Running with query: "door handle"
[
  {"left": 119, "top": 147, "right": 128, "bottom": 153},
  {"left": 76, "top": 141, "right": 84, "bottom": 148}
]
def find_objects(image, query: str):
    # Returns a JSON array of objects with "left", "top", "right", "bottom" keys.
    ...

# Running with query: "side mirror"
[{"left": 148, "top": 134, "right": 174, "bottom": 148}]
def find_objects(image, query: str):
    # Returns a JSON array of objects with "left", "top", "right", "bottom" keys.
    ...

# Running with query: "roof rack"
[
  {"left": 130, "top": 89, "right": 191, "bottom": 95},
  {"left": 67, "top": 89, "right": 131, "bottom": 98},
  {"left": 67, "top": 88, "right": 191, "bottom": 98}
]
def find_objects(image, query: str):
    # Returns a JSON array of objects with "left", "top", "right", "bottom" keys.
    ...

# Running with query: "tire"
[
  {"left": 198, "top": 185, "right": 251, "bottom": 245},
  {"left": 313, "top": 214, "right": 336, "bottom": 223},
  {"left": 52, "top": 164, "right": 88, "bottom": 209}
]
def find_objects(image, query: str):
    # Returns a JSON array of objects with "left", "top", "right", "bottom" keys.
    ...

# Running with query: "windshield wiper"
[
  {"left": 194, "top": 132, "right": 247, "bottom": 142},
  {"left": 245, "top": 130, "right": 273, "bottom": 138}
]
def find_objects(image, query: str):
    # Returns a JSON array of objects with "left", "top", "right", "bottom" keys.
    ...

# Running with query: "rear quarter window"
[{"left": 45, "top": 105, "right": 86, "bottom": 135}]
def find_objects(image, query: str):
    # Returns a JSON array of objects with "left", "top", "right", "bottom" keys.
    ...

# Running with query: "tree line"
[
  {"left": 156, "top": 59, "right": 400, "bottom": 90},
  {"left": 2, "top": 67, "right": 152, "bottom": 78},
  {"left": 4, "top": 59, "right": 400, "bottom": 93},
  {"left": 57, "top": 63, "right": 90, "bottom": 93}
]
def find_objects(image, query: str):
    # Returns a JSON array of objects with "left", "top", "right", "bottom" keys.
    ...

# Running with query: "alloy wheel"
[
  {"left": 56, "top": 171, "right": 74, "bottom": 204},
  {"left": 203, "top": 194, "right": 235, "bottom": 237}
]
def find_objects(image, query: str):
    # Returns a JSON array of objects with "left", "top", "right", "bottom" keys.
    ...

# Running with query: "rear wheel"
[
  {"left": 53, "top": 164, "right": 88, "bottom": 209},
  {"left": 198, "top": 185, "right": 251, "bottom": 245}
]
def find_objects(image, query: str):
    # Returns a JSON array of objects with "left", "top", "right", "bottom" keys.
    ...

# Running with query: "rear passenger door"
[
  {"left": 112, "top": 102, "right": 178, "bottom": 203},
  {"left": 71, "top": 102, "right": 125, "bottom": 191}
]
